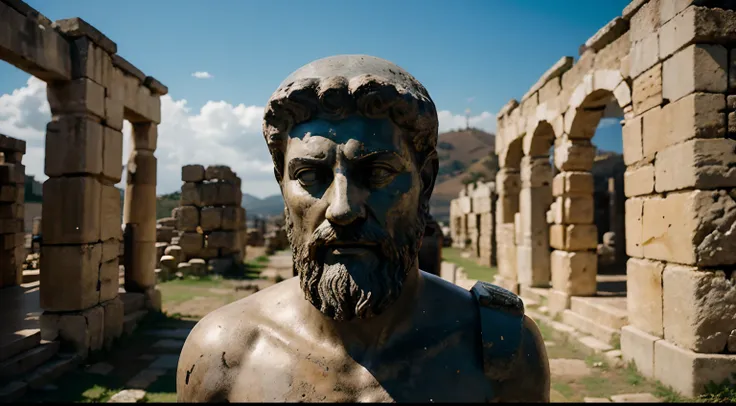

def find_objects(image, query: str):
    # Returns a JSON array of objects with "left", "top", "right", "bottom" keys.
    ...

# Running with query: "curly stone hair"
[{"left": 262, "top": 72, "right": 439, "bottom": 183}]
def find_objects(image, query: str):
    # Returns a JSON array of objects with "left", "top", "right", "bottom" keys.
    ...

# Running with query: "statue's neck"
[{"left": 307, "top": 265, "right": 423, "bottom": 353}]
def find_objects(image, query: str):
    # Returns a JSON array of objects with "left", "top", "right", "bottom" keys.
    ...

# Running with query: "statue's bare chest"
[{"left": 226, "top": 330, "right": 492, "bottom": 402}]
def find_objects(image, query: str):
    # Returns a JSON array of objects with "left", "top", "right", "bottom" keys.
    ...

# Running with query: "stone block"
[
  {"left": 124, "top": 241, "right": 157, "bottom": 292},
  {"left": 175, "top": 206, "right": 199, "bottom": 232},
  {"left": 643, "top": 93, "right": 725, "bottom": 158},
  {"left": 550, "top": 250, "right": 597, "bottom": 295},
  {"left": 164, "top": 245, "right": 183, "bottom": 263},
  {"left": 182, "top": 165, "right": 205, "bottom": 183},
  {"left": 623, "top": 165, "right": 654, "bottom": 197},
  {"left": 99, "top": 259, "right": 119, "bottom": 302},
  {"left": 632, "top": 64, "right": 662, "bottom": 115},
  {"left": 663, "top": 44, "right": 727, "bottom": 104},
  {"left": 47, "top": 78, "right": 105, "bottom": 119},
  {"left": 200, "top": 207, "right": 222, "bottom": 231},
  {"left": 630, "top": 33, "right": 659, "bottom": 79},
  {"left": 550, "top": 224, "right": 565, "bottom": 250},
  {"left": 547, "top": 289, "right": 570, "bottom": 316},
  {"left": 122, "top": 184, "right": 157, "bottom": 242},
  {"left": 627, "top": 258, "right": 665, "bottom": 337},
  {"left": 654, "top": 339, "right": 736, "bottom": 398},
  {"left": 555, "top": 171, "right": 593, "bottom": 197},
  {"left": 655, "top": 138, "right": 736, "bottom": 193},
  {"left": 125, "top": 150, "right": 156, "bottom": 186},
  {"left": 178, "top": 232, "right": 203, "bottom": 256},
  {"left": 625, "top": 197, "right": 644, "bottom": 258},
  {"left": 663, "top": 264, "right": 736, "bottom": 353},
  {"left": 180, "top": 182, "right": 202, "bottom": 207},
  {"left": 221, "top": 207, "right": 246, "bottom": 231},
  {"left": 516, "top": 241, "right": 551, "bottom": 288},
  {"left": 205, "top": 165, "right": 236, "bottom": 182},
  {"left": 122, "top": 74, "right": 161, "bottom": 124},
  {"left": 729, "top": 330, "right": 736, "bottom": 353},
  {"left": 200, "top": 182, "right": 219, "bottom": 206},
  {"left": 538, "top": 77, "right": 561, "bottom": 103},
  {"left": 104, "top": 96, "right": 124, "bottom": 131},
  {"left": 629, "top": 0, "right": 660, "bottom": 43},
  {"left": 101, "top": 297, "right": 124, "bottom": 348},
  {"left": 44, "top": 116, "right": 103, "bottom": 177},
  {"left": 217, "top": 183, "right": 242, "bottom": 206},
  {"left": 554, "top": 139, "right": 596, "bottom": 172},
  {"left": 40, "top": 308, "right": 103, "bottom": 358},
  {"left": 100, "top": 184, "right": 122, "bottom": 242},
  {"left": 207, "top": 231, "right": 238, "bottom": 250},
  {"left": 42, "top": 177, "right": 101, "bottom": 244},
  {"left": 642, "top": 190, "right": 736, "bottom": 266},
  {"left": 561, "top": 196, "right": 594, "bottom": 225},
  {"left": 659, "top": 6, "right": 736, "bottom": 61},
  {"left": 102, "top": 127, "right": 123, "bottom": 182},
  {"left": 131, "top": 122, "right": 157, "bottom": 152},
  {"left": 621, "top": 325, "right": 659, "bottom": 379},
  {"left": 564, "top": 224, "right": 598, "bottom": 251},
  {"left": 144, "top": 288, "right": 162, "bottom": 311}
]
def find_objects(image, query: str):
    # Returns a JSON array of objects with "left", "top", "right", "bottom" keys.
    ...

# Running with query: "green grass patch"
[
  {"left": 441, "top": 247, "right": 497, "bottom": 282},
  {"left": 552, "top": 382, "right": 575, "bottom": 399}
]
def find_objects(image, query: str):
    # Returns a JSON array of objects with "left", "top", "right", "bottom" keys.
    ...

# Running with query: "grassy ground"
[{"left": 441, "top": 246, "right": 497, "bottom": 281}]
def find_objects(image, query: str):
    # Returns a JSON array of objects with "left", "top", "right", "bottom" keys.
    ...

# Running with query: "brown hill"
[{"left": 430, "top": 128, "right": 497, "bottom": 222}]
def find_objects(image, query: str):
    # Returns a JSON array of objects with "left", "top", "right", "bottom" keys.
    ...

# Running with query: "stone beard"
[{"left": 286, "top": 206, "right": 427, "bottom": 322}]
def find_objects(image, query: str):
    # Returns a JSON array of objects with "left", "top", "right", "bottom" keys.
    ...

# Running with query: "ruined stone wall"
[
  {"left": 1, "top": 0, "right": 165, "bottom": 358},
  {"left": 169, "top": 164, "right": 247, "bottom": 275},
  {"left": 448, "top": 181, "right": 497, "bottom": 268},
  {"left": 494, "top": 0, "right": 736, "bottom": 396},
  {"left": 0, "top": 134, "right": 26, "bottom": 287}
]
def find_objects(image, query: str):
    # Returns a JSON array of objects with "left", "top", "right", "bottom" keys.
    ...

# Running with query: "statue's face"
[{"left": 282, "top": 115, "right": 427, "bottom": 321}]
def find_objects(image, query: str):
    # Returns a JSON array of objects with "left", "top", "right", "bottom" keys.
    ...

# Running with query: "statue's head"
[{"left": 262, "top": 55, "right": 439, "bottom": 322}]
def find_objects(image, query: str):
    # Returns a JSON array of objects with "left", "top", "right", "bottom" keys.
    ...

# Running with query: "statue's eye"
[
  {"left": 296, "top": 169, "right": 320, "bottom": 187},
  {"left": 368, "top": 166, "right": 395, "bottom": 185}
]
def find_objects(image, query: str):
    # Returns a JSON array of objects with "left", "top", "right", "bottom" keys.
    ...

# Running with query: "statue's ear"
[{"left": 420, "top": 151, "right": 439, "bottom": 204}]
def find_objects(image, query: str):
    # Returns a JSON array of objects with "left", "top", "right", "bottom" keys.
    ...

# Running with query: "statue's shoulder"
[{"left": 469, "top": 281, "right": 526, "bottom": 381}]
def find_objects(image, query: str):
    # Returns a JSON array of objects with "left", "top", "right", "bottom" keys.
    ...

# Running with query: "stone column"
[
  {"left": 493, "top": 168, "right": 521, "bottom": 293},
  {"left": 547, "top": 136, "right": 597, "bottom": 315},
  {"left": 0, "top": 134, "right": 26, "bottom": 288},
  {"left": 39, "top": 24, "right": 124, "bottom": 356},
  {"left": 471, "top": 181, "right": 497, "bottom": 268},
  {"left": 516, "top": 156, "right": 553, "bottom": 288}
]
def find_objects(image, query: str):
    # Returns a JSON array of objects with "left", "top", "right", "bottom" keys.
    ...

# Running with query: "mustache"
[{"left": 308, "top": 219, "right": 391, "bottom": 257}]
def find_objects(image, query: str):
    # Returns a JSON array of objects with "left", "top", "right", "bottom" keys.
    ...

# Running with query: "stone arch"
[
  {"left": 563, "top": 69, "right": 631, "bottom": 140},
  {"left": 499, "top": 135, "right": 524, "bottom": 170}
]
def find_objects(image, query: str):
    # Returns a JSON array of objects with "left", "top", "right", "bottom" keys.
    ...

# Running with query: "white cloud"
[
  {"left": 0, "top": 77, "right": 497, "bottom": 199},
  {"left": 597, "top": 117, "right": 622, "bottom": 128},
  {"left": 191, "top": 71, "right": 213, "bottom": 79}
]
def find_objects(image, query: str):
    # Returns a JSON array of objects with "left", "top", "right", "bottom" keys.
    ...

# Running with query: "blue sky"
[{"left": 0, "top": 0, "right": 629, "bottom": 196}]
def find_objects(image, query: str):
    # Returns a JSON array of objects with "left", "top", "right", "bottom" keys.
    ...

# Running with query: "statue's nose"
[{"left": 325, "top": 173, "right": 365, "bottom": 226}]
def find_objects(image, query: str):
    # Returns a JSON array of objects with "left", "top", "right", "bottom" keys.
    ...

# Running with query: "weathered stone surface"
[
  {"left": 42, "top": 177, "right": 101, "bottom": 244},
  {"left": 643, "top": 93, "right": 725, "bottom": 158},
  {"left": 585, "top": 17, "right": 628, "bottom": 52},
  {"left": 108, "top": 389, "right": 146, "bottom": 403},
  {"left": 180, "top": 182, "right": 202, "bottom": 207},
  {"left": 630, "top": 33, "right": 659, "bottom": 79},
  {"left": 199, "top": 207, "right": 221, "bottom": 231},
  {"left": 178, "top": 232, "right": 203, "bottom": 256},
  {"left": 221, "top": 206, "right": 246, "bottom": 231},
  {"left": 663, "top": 264, "right": 736, "bottom": 353},
  {"left": 205, "top": 165, "right": 236, "bottom": 182},
  {"left": 659, "top": 6, "right": 736, "bottom": 60},
  {"left": 131, "top": 122, "right": 157, "bottom": 152},
  {"left": 627, "top": 258, "right": 665, "bottom": 337},
  {"left": 217, "top": 183, "right": 242, "bottom": 206},
  {"left": 144, "top": 288, "right": 161, "bottom": 311},
  {"left": 655, "top": 138, "right": 736, "bottom": 193},
  {"left": 550, "top": 250, "right": 597, "bottom": 295},
  {"left": 550, "top": 224, "right": 565, "bottom": 250},
  {"left": 207, "top": 231, "right": 238, "bottom": 250},
  {"left": 622, "top": 116, "right": 644, "bottom": 165},
  {"left": 625, "top": 197, "right": 644, "bottom": 258},
  {"left": 624, "top": 165, "right": 654, "bottom": 197},
  {"left": 182, "top": 165, "right": 205, "bottom": 183},
  {"left": 47, "top": 78, "right": 105, "bottom": 119},
  {"left": 520, "top": 157, "right": 553, "bottom": 188},
  {"left": 629, "top": 0, "right": 660, "bottom": 43},
  {"left": 729, "top": 330, "right": 736, "bottom": 353},
  {"left": 175, "top": 206, "right": 199, "bottom": 232},
  {"left": 123, "top": 184, "right": 157, "bottom": 242},
  {"left": 632, "top": 64, "right": 662, "bottom": 115},
  {"left": 654, "top": 338, "right": 736, "bottom": 397},
  {"left": 53, "top": 17, "right": 117, "bottom": 54},
  {"left": 564, "top": 224, "right": 598, "bottom": 251},
  {"left": 99, "top": 258, "right": 119, "bottom": 302},
  {"left": 662, "top": 44, "right": 727, "bottom": 104},
  {"left": 621, "top": 325, "right": 659, "bottom": 379},
  {"left": 144, "top": 76, "right": 168, "bottom": 96},
  {"left": 126, "top": 150, "right": 156, "bottom": 186},
  {"left": 642, "top": 190, "right": 736, "bottom": 266},
  {"left": 547, "top": 289, "right": 571, "bottom": 315},
  {"left": 121, "top": 73, "right": 161, "bottom": 124},
  {"left": 164, "top": 245, "right": 182, "bottom": 263},
  {"left": 560, "top": 196, "right": 594, "bottom": 225},
  {"left": 101, "top": 296, "right": 124, "bottom": 348},
  {"left": 102, "top": 127, "right": 123, "bottom": 182},
  {"left": 554, "top": 139, "right": 596, "bottom": 172},
  {"left": 610, "top": 393, "right": 661, "bottom": 403},
  {"left": 124, "top": 240, "right": 157, "bottom": 291},
  {"left": 44, "top": 116, "right": 103, "bottom": 178},
  {"left": 100, "top": 184, "right": 122, "bottom": 242}
]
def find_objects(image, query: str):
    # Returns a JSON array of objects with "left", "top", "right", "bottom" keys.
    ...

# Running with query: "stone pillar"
[
  {"left": 493, "top": 168, "right": 521, "bottom": 293},
  {"left": 38, "top": 24, "right": 127, "bottom": 356},
  {"left": 0, "top": 134, "right": 26, "bottom": 288},
  {"left": 516, "top": 156, "right": 553, "bottom": 288},
  {"left": 547, "top": 136, "right": 597, "bottom": 315},
  {"left": 471, "top": 181, "right": 497, "bottom": 268},
  {"left": 618, "top": 2, "right": 736, "bottom": 397}
]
